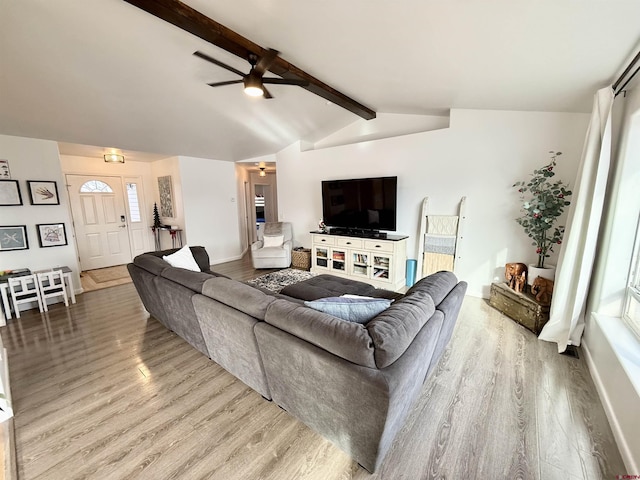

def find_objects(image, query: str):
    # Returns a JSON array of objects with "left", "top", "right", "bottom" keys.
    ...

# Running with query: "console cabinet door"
[
  {"left": 330, "top": 248, "right": 347, "bottom": 273},
  {"left": 372, "top": 254, "right": 393, "bottom": 284},
  {"left": 350, "top": 251, "right": 370, "bottom": 279},
  {"left": 313, "top": 245, "right": 330, "bottom": 271}
]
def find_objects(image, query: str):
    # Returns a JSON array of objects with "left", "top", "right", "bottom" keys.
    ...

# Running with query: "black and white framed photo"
[
  {"left": 0, "top": 179, "right": 22, "bottom": 206},
  {"left": 0, "top": 159, "right": 10, "bottom": 179},
  {"left": 36, "top": 223, "right": 67, "bottom": 248},
  {"left": 27, "top": 180, "right": 60, "bottom": 205},
  {"left": 0, "top": 225, "right": 28, "bottom": 251}
]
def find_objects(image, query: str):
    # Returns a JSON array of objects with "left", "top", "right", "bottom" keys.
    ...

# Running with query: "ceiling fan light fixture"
[
  {"left": 104, "top": 153, "right": 125, "bottom": 163},
  {"left": 243, "top": 76, "right": 264, "bottom": 97}
]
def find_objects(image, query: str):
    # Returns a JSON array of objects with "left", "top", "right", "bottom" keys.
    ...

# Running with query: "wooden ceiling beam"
[{"left": 123, "top": 0, "right": 376, "bottom": 120}]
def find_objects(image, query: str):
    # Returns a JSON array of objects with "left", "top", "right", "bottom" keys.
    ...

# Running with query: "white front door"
[{"left": 66, "top": 175, "right": 132, "bottom": 270}]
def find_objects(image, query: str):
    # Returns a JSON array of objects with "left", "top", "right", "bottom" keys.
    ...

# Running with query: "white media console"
[{"left": 310, "top": 231, "right": 408, "bottom": 291}]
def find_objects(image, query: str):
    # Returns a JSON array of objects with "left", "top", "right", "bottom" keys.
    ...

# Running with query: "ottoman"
[{"left": 280, "top": 274, "right": 402, "bottom": 301}]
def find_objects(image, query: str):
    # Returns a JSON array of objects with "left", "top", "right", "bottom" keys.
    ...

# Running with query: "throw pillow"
[
  {"left": 263, "top": 235, "right": 284, "bottom": 248},
  {"left": 304, "top": 296, "right": 392, "bottom": 324},
  {"left": 162, "top": 245, "right": 201, "bottom": 272}
]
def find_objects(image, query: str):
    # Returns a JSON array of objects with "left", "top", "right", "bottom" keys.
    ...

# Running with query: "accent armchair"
[{"left": 251, "top": 222, "right": 293, "bottom": 269}]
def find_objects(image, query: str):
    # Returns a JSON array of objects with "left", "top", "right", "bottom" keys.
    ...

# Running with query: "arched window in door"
[{"left": 80, "top": 180, "right": 113, "bottom": 193}]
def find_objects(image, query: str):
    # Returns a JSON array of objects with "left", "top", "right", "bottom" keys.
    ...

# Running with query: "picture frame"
[
  {"left": 0, "top": 225, "right": 28, "bottom": 251},
  {"left": 0, "top": 159, "right": 10, "bottom": 179},
  {"left": 157, "top": 175, "right": 174, "bottom": 218},
  {"left": 36, "top": 223, "right": 68, "bottom": 248},
  {"left": 27, "top": 180, "right": 60, "bottom": 205},
  {"left": 0, "top": 180, "right": 22, "bottom": 206}
]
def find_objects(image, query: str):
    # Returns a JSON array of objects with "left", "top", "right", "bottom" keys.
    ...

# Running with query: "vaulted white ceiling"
[{"left": 1, "top": 0, "right": 639, "bottom": 161}]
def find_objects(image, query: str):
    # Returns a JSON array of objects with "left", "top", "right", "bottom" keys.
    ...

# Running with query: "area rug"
[
  {"left": 86, "top": 265, "right": 131, "bottom": 284},
  {"left": 246, "top": 268, "right": 315, "bottom": 293}
]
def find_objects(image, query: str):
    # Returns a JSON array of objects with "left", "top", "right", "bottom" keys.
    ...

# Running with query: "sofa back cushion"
[
  {"left": 161, "top": 268, "right": 214, "bottom": 294},
  {"left": 144, "top": 246, "right": 211, "bottom": 272},
  {"left": 405, "top": 271, "right": 458, "bottom": 306},
  {"left": 202, "top": 277, "right": 276, "bottom": 320},
  {"left": 264, "top": 299, "right": 377, "bottom": 368},
  {"left": 366, "top": 290, "right": 436, "bottom": 368},
  {"left": 133, "top": 254, "right": 170, "bottom": 276}
]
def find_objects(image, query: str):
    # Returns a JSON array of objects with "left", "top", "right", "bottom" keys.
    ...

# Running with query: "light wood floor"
[{"left": 0, "top": 257, "right": 627, "bottom": 479}]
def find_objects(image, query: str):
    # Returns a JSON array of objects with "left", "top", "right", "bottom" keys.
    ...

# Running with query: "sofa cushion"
[
  {"left": 133, "top": 254, "right": 170, "bottom": 276},
  {"left": 160, "top": 268, "right": 214, "bottom": 294},
  {"left": 202, "top": 276, "right": 276, "bottom": 320},
  {"left": 367, "top": 290, "right": 436, "bottom": 368},
  {"left": 406, "top": 271, "right": 458, "bottom": 306},
  {"left": 253, "top": 246, "right": 289, "bottom": 259},
  {"left": 265, "top": 299, "right": 377, "bottom": 368},
  {"left": 304, "top": 296, "right": 392, "bottom": 323},
  {"left": 280, "top": 274, "right": 377, "bottom": 301},
  {"left": 162, "top": 245, "right": 200, "bottom": 271}
]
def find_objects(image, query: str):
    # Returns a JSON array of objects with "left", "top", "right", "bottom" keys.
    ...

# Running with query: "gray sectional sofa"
[{"left": 128, "top": 246, "right": 467, "bottom": 472}]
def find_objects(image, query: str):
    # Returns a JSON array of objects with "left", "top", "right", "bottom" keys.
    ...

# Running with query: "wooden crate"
[{"left": 489, "top": 282, "right": 550, "bottom": 335}]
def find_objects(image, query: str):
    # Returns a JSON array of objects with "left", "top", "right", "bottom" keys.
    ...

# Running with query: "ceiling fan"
[{"left": 194, "top": 49, "right": 309, "bottom": 99}]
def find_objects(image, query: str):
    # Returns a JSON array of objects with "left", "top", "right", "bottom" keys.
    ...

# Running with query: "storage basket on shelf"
[{"left": 291, "top": 248, "right": 311, "bottom": 271}]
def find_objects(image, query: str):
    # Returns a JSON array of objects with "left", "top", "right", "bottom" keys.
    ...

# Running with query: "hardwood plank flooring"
[{"left": 0, "top": 258, "right": 627, "bottom": 479}]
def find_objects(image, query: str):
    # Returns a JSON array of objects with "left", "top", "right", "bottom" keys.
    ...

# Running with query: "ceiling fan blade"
[
  {"left": 254, "top": 49, "right": 279, "bottom": 77},
  {"left": 207, "top": 80, "right": 244, "bottom": 87},
  {"left": 262, "top": 78, "right": 309, "bottom": 86},
  {"left": 194, "top": 51, "right": 245, "bottom": 77},
  {"left": 262, "top": 86, "right": 274, "bottom": 99}
]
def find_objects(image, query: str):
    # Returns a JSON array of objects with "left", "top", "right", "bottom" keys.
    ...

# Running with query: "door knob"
[{"left": 119, "top": 225, "right": 127, "bottom": 228}]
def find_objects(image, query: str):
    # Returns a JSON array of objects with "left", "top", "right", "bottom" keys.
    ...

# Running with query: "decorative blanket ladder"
[{"left": 417, "top": 197, "right": 466, "bottom": 280}]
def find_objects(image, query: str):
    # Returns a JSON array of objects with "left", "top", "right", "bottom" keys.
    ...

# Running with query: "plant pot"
[{"left": 528, "top": 264, "right": 555, "bottom": 286}]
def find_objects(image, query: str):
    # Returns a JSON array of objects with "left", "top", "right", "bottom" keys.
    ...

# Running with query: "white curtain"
[{"left": 538, "top": 87, "right": 615, "bottom": 352}]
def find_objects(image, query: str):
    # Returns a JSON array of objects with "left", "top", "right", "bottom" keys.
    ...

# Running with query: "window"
[
  {"left": 624, "top": 217, "right": 640, "bottom": 338},
  {"left": 80, "top": 180, "right": 113, "bottom": 193},
  {"left": 126, "top": 182, "right": 141, "bottom": 223}
]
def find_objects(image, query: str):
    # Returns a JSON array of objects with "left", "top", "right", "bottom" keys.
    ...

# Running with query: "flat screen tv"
[{"left": 321, "top": 176, "right": 397, "bottom": 232}]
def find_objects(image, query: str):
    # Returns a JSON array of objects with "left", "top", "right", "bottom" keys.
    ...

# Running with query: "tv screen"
[{"left": 321, "top": 176, "right": 397, "bottom": 232}]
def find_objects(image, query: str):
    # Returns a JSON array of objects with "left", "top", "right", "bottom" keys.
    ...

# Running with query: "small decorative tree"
[
  {"left": 153, "top": 202, "right": 161, "bottom": 228},
  {"left": 513, "top": 151, "right": 572, "bottom": 268}
]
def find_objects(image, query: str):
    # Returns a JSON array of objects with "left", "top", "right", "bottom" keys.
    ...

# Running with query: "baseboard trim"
[{"left": 211, "top": 254, "right": 244, "bottom": 265}]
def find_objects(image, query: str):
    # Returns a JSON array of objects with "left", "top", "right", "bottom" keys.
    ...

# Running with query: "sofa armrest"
[{"left": 251, "top": 240, "right": 264, "bottom": 251}]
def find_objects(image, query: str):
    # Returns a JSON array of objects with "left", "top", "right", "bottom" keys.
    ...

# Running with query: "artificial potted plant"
[{"left": 513, "top": 151, "right": 572, "bottom": 283}]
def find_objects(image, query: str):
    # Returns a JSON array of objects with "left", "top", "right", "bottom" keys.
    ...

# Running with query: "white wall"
[
  {"left": 178, "top": 156, "right": 242, "bottom": 264},
  {"left": 276, "top": 109, "right": 590, "bottom": 297},
  {"left": 0, "top": 135, "right": 80, "bottom": 291}
]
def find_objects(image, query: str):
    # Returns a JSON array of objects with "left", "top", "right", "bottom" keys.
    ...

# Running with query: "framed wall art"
[
  {"left": 0, "top": 159, "right": 10, "bottom": 179},
  {"left": 36, "top": 223, "right": 68, "bottom": 248},
  {"left": 157, "top": 175, "right": 174, "bottom": 218},
  {"left": 27, "top": 180, "right": 60, "bottom": 205},
  {"left": 0, "top": 180, "right": 22, "bottom": 206},
  {"left": 0, "top": 225, "right": 28, "bottom": 251}
]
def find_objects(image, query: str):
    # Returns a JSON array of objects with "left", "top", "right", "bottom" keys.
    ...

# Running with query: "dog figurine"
[
  {"left": 505, "top": 263, "right": 528, "bottom": 291},
  {"left": 531, "top": 276, "right": 554, "bottom": 304}
]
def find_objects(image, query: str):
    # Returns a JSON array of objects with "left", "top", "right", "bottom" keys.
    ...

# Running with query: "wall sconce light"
[
  {"left": 259, "top": 167, "right": 266, "bottom": 177},
  {"left": 104, "top": 154, "right": 125, "bottom": 163}
]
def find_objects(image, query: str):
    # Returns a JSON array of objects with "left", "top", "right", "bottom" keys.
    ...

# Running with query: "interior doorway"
[{"left": 66, "top": 175, "right": 133, "bottom": 270}]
